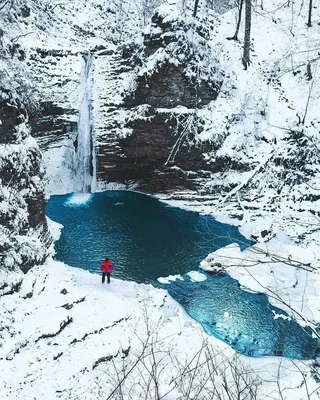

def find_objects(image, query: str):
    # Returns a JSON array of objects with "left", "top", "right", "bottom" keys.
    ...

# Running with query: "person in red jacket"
[{"left": 100, "top": 257, "right": 114, "bottom": 284}]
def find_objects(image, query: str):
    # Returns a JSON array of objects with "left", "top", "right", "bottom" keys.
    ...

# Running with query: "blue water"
[
  {"left": 46, "top": 191, "right": 320, "bottom": 359},
  {"left": 156, "top": 271, "right": 319, "bottom": 359},
  {"left": 46, "top": 191, "right": 250, "bottom": 282}
]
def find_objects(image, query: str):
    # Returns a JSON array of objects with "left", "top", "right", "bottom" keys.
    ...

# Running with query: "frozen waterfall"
[{"left": 73, "top": 53, "right": 95, "bottom": 193}]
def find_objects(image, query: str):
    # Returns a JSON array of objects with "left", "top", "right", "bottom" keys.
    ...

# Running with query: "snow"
[
  {"left": 46, "top": 217, "right": 63, "bottom": 241},
  {"left": 1, "top": 0, "right": 320, "bottom": 398},
  {"left": 149, "top": 0, "right": 320, "bottom": 251},
  {"left": 200, "top": 237, "right": 320, "bottom": 329},
  {"left": 0, "top": 259, "right": 223, "bottom": 398},
  {"left": 0, "top": 255, "right": 319, "bottom": 399}
]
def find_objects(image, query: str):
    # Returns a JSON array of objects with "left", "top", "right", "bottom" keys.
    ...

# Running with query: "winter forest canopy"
[{"left": 0, "top": 0, "right": 320, "bottom": 399}]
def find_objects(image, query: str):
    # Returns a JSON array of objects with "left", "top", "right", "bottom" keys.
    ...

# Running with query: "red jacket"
[{"left": 100, "top": 260, "right": 113, "bottom": 273}]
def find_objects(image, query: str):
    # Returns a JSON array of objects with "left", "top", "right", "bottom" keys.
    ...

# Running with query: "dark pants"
[{"left": 102, "top": 272, "right": 110, "bottom": 284}]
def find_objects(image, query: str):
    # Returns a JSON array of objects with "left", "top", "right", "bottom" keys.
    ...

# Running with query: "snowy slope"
[
  {"left": 150, "top": 0, "right": 320, "bottom": 248},
  {"left": 0, "top": 256, "right": 319, "bottom": 400}
]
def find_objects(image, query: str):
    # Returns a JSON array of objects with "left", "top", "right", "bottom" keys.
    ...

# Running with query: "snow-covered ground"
[
  {"left": 1, "top": 255, "right": 319, "bottom": 400},
  {"left": 0, "top": 215, "right": 319, "bottom": 399}
]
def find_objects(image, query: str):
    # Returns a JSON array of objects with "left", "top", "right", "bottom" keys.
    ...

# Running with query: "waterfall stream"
[{"left": 74, "top": 53, "right": 95, "bottom": 193}]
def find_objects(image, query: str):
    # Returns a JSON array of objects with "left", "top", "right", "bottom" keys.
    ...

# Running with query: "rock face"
[
  {"left": 94, "top": 12, "right": 223, "bottom": 192},
  {"left": 28, "top": 50, "right": 82, "bottom": 195},
  {"left": 24, "top": 2, "right": 319, "bottom": 248},
  {"left": 0, "top": 91, "right": 52, "bottom": 273},
  {"left": 98, "top": 108, "right": 211, "bottom": 192},
  {"left": 127, "top": 64, "right": 217, "bottom": 109},
  {"left": 26, "top": 8, "right": 224, "bottom": 195}
]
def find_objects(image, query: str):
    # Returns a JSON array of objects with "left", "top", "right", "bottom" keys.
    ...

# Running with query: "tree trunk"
[
  {"left": 227, "top": 0, "right": 244, "bottom": 41},
  {"left": 307, "top": 0, "right": 312, "bottom": 27},
  {"left": 306, "top": 62, "right": 313, "bottom": 80},
  {"left": 193, "top": 0, "right": 200, "bottom": 17},
  {"left": 242, "top": 0, "right": 251, "bottom": 70}
]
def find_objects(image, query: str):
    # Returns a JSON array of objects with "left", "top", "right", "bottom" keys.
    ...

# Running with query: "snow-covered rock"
[{"left": 0, "top": 93, "right": 51, "bottom": 272}]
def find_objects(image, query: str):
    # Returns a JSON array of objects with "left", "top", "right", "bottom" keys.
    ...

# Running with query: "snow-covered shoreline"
[
  {"left": 1, "top": 208, "right": 319, "bottom": 399},
  {"left": 1, "top": 257, "right": 319, "bottom": 400},
  {"left": 48, "top": 188, "right": 320, "bottom": 331},
  {"left": 155, "top": 194, "right": 320, "bottom": 330}
]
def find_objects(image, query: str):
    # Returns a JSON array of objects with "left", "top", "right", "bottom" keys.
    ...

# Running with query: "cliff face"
[
  {"left": 15, "top": 0, "right": 319, "bottom": 244},
  {"left": 0, "top": 91, "right": 51, "bottom": 273},
  {"left": 27, "top": 7, "right": 223, "bottom": 194},
  {"left": 28, "top": 51, "right": 81, "bottom": 194},
  {"left": 94, "top": 11, "right": 223, "bottom": 192}
]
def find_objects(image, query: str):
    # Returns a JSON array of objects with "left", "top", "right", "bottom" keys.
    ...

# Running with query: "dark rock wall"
[
  {"left": 97, "top": 108, "right": 211, "bottom": 191},
  {"left": 127, "top": 64, "right": 218, "bottom": 109},
  {"left": 0, "top": 93, "right": 28, "bottom": 143},
  {"left": 95, "top": 13, "right": 223, "bottom": 193},
  {"left": 30, "top": 101, "right": 77, "bottom": 148}
]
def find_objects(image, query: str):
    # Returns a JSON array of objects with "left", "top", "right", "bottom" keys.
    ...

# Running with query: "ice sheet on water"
[
  {"left": 187, "top": 271, "right": 207, "bottom": 282},
  {"left": 159, "top": 271, "right": 207, "bottom": 284},
  {"left": 158, "top": 274, "right": 184, "bottom": 284}
]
